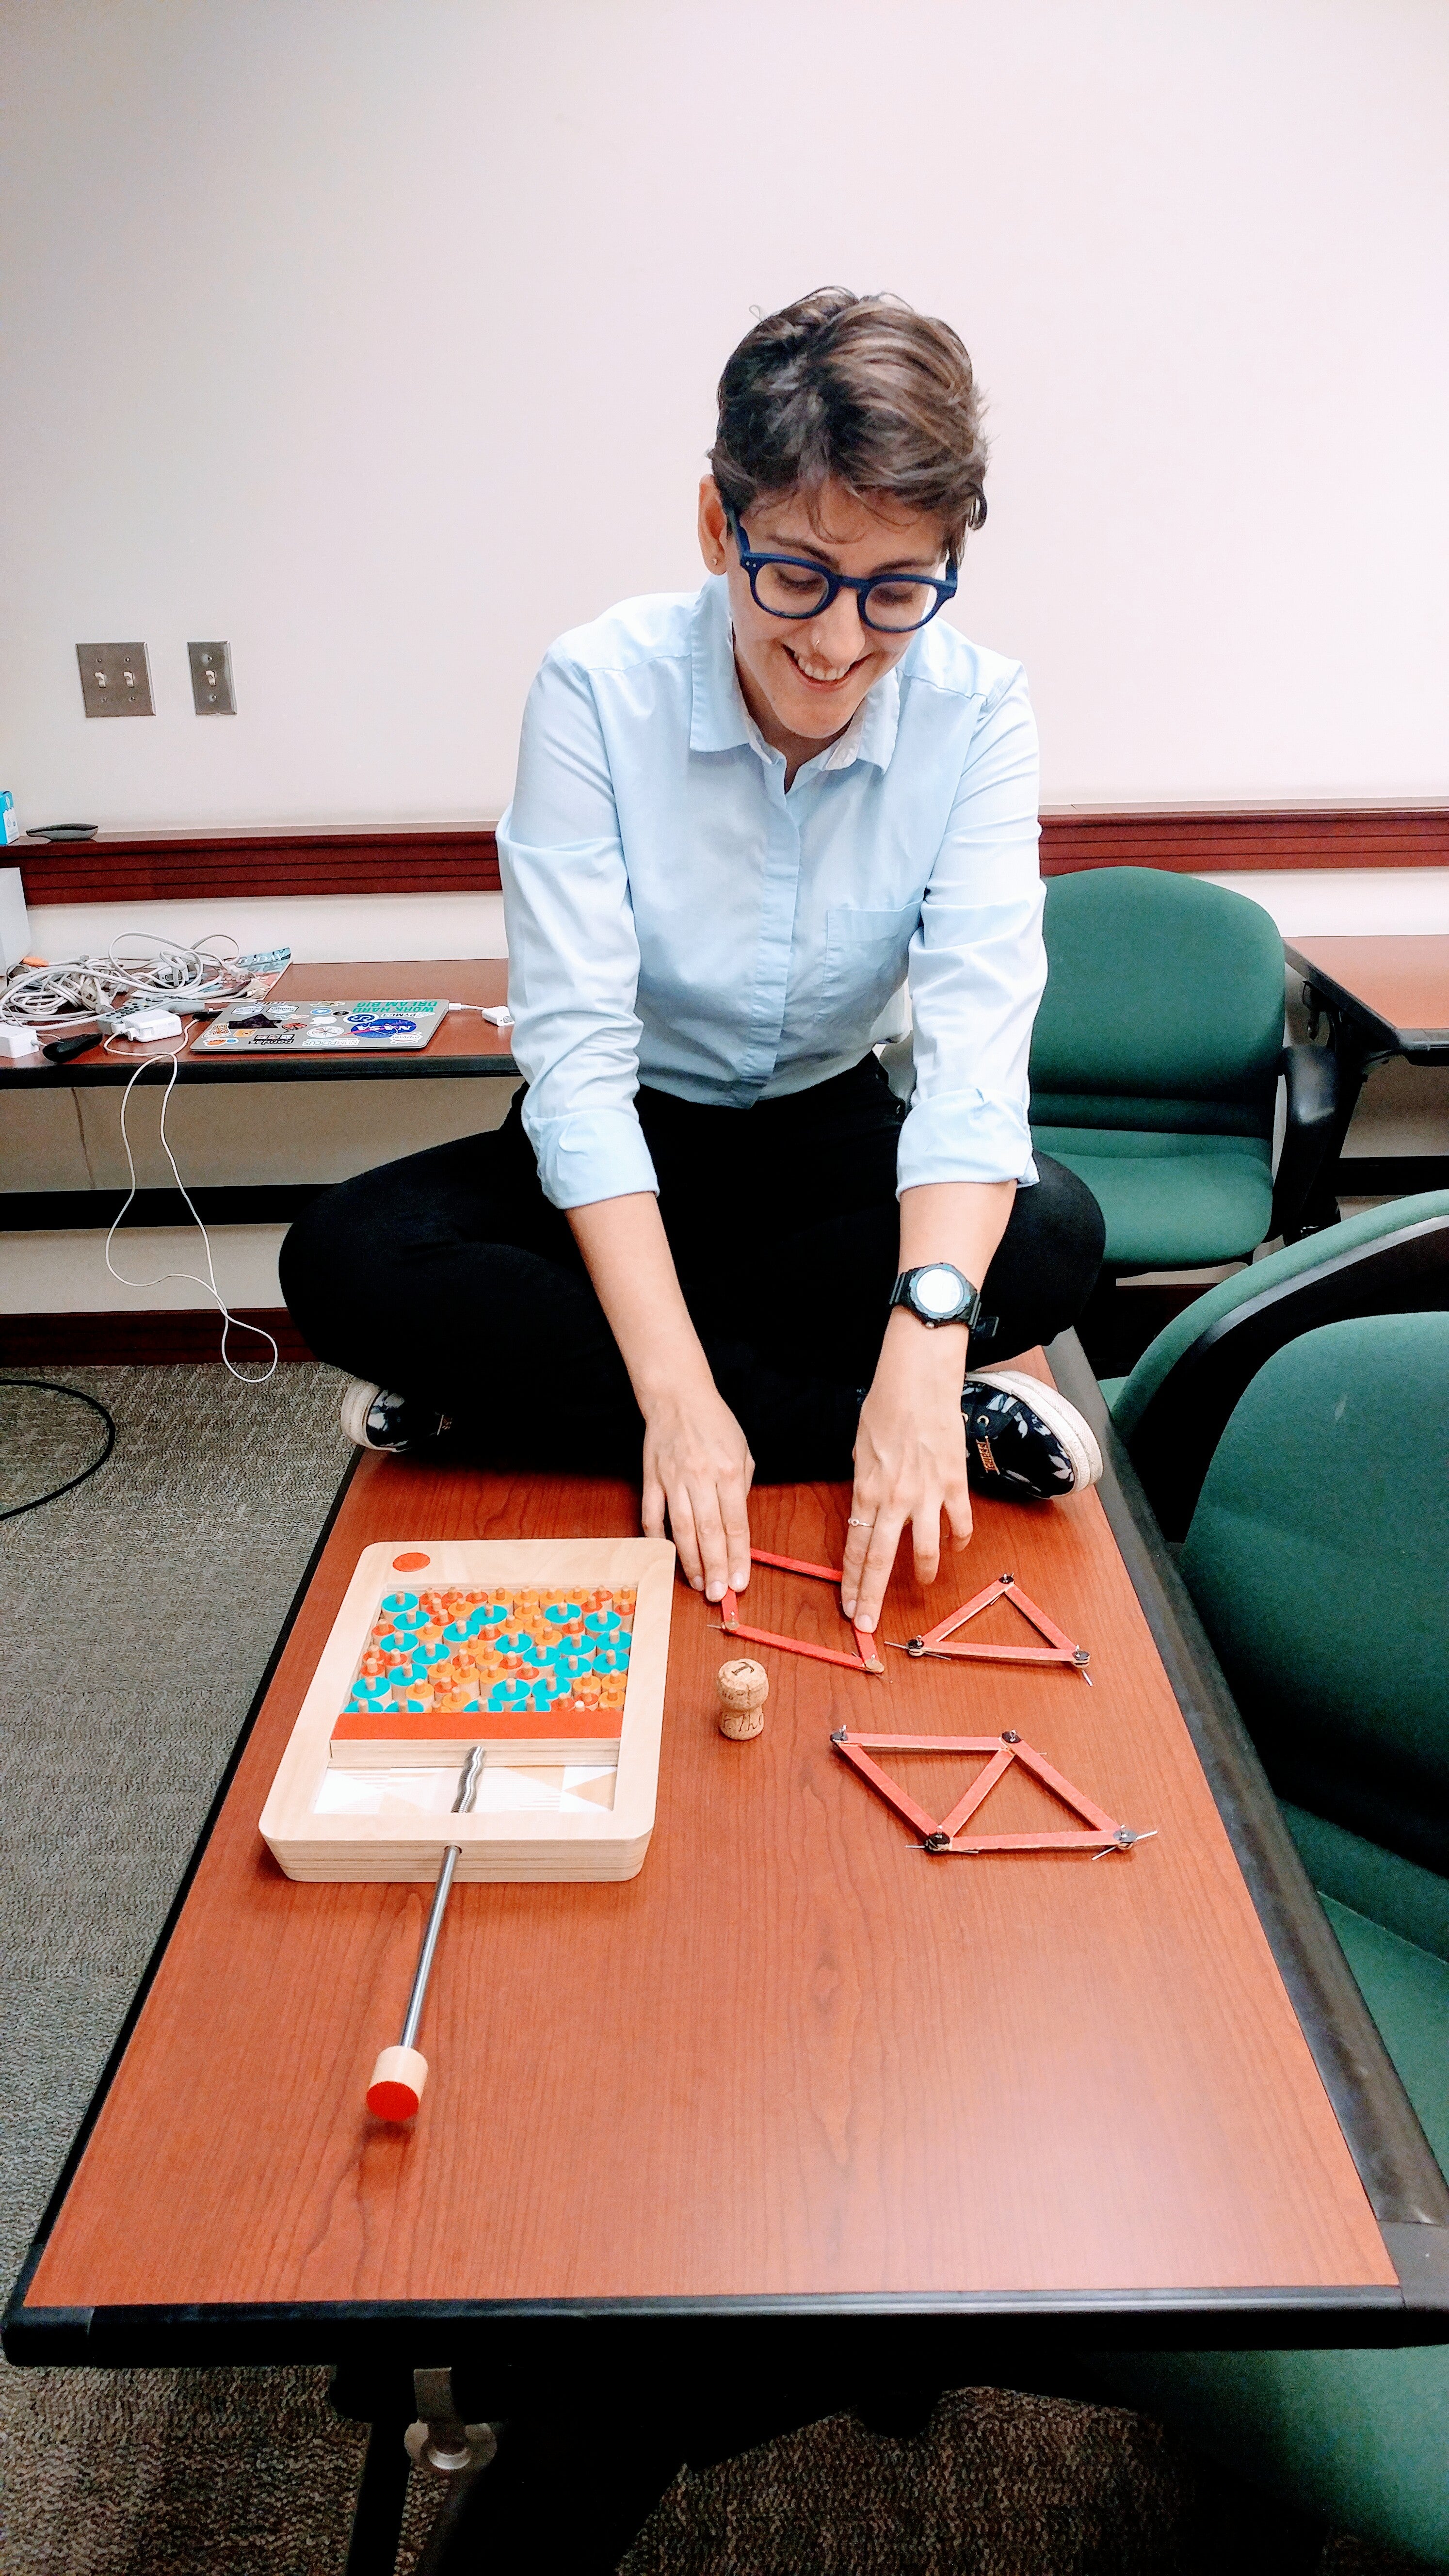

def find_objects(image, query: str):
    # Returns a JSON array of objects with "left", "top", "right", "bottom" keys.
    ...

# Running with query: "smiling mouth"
[{"left": 783, "top": 644, "right": 863, "bottom": 688}]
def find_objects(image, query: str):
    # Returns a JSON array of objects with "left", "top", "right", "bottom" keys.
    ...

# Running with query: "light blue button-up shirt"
[{"left": 498, "top": 575, "right": 1045, "bottom": 1211}]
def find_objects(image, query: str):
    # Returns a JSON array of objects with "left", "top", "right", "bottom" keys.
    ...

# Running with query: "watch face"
[{"left": 914, "top": 1264, "right": 965, "bottom": 1319}]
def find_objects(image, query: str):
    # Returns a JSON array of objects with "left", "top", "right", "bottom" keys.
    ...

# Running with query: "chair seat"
[
  {"left": 1082, "top": 1817, "right": 1449, "bottom": 2561},
  {"left": 1089, "top": 2327, "right": 1449, "bottom": 2563},
  {"left": 1030, "top": 1127, "right": 1273, "bottom": 1268}
]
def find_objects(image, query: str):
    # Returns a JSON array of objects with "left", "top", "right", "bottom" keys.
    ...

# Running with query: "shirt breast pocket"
[{"left": 818, "top": 903, "right": 919, "bottom": 1034}]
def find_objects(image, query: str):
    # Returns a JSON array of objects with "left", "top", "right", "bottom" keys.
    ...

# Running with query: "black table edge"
[
  {"left": 6, "top": 2273, "right": 1446, "bottom": 2373},
  {"left": 0, "top": 1048, "right": 519, "bottom": 1089},
  {"left": 7, "top": 1361, "right": 1447, "bottom": 2369}
]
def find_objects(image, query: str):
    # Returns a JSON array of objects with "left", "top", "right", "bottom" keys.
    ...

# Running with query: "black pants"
[{"left": 280, "top": 1056, "right": 1104, "bottom": 1483}]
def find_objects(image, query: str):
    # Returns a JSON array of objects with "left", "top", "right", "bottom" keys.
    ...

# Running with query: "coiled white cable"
[
  {"left": 103, "top": 1035, "right": 279, "bottom": 1384},
  {"left": 0, "top": 933, "right": 255, "bottom": 1030}
]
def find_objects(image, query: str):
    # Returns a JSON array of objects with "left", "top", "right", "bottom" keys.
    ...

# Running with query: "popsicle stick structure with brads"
[
  {"left": 260, "top": 1537, "right": 675, "bottom": 1882},
  {"left": 831, "top": 1727, "right": 1155, "bottom": 1858},
  {"left": 890, "top": 1571, "right": 1091, "bottom": 1680}
]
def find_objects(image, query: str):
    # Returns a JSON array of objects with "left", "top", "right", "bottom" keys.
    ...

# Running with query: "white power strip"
[{"left": 114, "top": 1007, "right": 184, "bottom": 1043}]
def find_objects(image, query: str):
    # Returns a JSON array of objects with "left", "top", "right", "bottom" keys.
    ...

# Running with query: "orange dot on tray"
[
  {"left": 392, "top": 1551, "right": 431, "bottom": 1572},
  {"left": 367, "top": 2077, "right": 421, "bottom": 2121}
]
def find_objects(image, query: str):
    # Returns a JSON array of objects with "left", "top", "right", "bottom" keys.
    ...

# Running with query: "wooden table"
[
  {"left": 1285, "top": 936, "right": 1449, "bottom": 1069},
  {"left": 7, "top": 1342, "right": 1446, "bottom": 2570},
  {"left": 1284, "top": 935, "right": 1449, "bottom": 1218},
  {"left": 0, "top": 957, "right": 519, "bottom": 1091}
]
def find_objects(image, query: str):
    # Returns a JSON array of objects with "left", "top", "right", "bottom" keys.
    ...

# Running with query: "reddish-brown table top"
[
  {"left": 1285, "top": 935, "right": 1449, "bottom": 1057},
  {"left": 22, "top": 1396, "right": 1395, "bottom": 2322},
  {"left": 0, "top": 960, "right": 517, "bottom": 1085}
]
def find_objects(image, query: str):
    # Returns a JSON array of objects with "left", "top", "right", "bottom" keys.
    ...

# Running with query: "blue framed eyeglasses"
[{"left": 728, "top": 511, "right": 958, "bottom": 634}]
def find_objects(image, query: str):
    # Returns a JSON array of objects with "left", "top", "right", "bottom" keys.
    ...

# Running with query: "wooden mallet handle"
[{"left": 717, "top": 1657, "right": 769, "bottom": 1739}]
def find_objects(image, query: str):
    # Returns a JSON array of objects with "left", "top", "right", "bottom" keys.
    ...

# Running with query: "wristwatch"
[{"left": 888, "top": 1262, "right": 982, "bottom": 1330}]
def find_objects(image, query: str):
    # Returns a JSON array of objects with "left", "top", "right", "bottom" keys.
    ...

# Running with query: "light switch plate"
[
  {"left": 188, "top": 639, "right": 236, "bottom": 715},
  {"left": 77, "top": 642, "right": 154, "bottom": 717}
]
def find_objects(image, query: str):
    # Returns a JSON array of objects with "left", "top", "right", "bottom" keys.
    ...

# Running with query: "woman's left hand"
[{"left": 840, "top": 1317, "right": 974, "bottom": 1634}]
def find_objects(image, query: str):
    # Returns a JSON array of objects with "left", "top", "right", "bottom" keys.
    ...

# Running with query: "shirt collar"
[
  {"left": 689, "top": 578, "right": 750, "bottom": 751},
  {"left": 688, "top": 574, "right": 902, "bottom": 773}
]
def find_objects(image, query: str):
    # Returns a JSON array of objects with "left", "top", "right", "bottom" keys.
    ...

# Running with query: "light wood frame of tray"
[{"left": 259, "top": 1537, "right": 676, "bottom": 1883}]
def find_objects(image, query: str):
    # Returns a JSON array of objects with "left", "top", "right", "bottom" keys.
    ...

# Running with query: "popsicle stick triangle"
[
  {"left": 894, "top": 1572, "right": 1090, "bottom": 1679},
  {"left": 831, "top": 1728, "right": 1150, "bottom": 1856}
]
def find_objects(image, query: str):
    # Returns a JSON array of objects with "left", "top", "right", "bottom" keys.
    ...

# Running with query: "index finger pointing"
[
  {"left": 721, "top": 1483, "right": 753, "bottom": 1594},
  {"left": 850, "top": 1511, "right": 905, "bottom": 1635},
  {"left": 840, "top": 1505, "right": 877, "bottom": 1614}
]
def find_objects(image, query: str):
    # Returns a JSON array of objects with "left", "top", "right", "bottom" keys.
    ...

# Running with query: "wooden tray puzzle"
[{"left": 260, "top": 1537, "right": 676, "bottom": 1883}]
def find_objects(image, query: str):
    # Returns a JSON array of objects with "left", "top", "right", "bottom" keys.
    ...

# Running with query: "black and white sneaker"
[
  {"left": 962, "top": 1370, "right": 1103, "bottom": 1500},
  {"left": 338, "top": 1378, "right": 451, "bottom": 1455}
]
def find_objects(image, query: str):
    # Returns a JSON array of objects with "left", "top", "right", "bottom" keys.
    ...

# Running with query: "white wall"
[{"left": 3, "top": 0, "right": 1448, "bottom": 832}]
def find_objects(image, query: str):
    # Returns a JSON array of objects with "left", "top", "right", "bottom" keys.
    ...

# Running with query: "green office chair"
[
  {"left": 1029, "top": 868, "right": 1338, "bottom": 1269},
  {"left": 1106, "top": 1189, "right": 1449, "bottom": 1538},
  {"left": 1085, "top": 1314, "right": 1449, "bottom": 2562}
]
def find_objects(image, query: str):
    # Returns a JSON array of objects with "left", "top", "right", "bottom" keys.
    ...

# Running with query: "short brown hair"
[{"left": 709, "top": 287, "right": 988, "bottom": 555}]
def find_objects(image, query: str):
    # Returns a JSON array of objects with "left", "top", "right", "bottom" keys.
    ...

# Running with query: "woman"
[{"left": 281, "top": 288, "right": 1106, "bottom": 1640}]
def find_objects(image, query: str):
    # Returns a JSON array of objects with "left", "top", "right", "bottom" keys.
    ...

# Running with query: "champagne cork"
[{"left": 716, "top": 1658, "right": 769, "bottom": 1740}]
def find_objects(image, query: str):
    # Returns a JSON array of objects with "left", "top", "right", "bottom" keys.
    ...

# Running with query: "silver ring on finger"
[{"left": 847, "top": 1515, "right": 875, "bottom": 1528}]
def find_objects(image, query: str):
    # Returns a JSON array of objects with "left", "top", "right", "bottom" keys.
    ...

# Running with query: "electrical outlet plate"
[
  {"left": 77, "top": 643, "right": 154, "bottom": 717},
  {"left": 188, "top": 639, "right": 236, "bottom": 715}
]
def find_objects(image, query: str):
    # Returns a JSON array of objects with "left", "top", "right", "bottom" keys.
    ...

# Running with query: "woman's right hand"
[{"left": 641, "top": 1373, "right": 755, "bottom": 1603}]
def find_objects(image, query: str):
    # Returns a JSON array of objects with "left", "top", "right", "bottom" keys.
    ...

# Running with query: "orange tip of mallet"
[{"left": 367, "top": 2044, "right": 429, "bottom": 2122}]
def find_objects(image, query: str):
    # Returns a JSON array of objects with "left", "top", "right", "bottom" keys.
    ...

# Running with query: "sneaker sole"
[
  {"left": 966, "top": 1368, "right": 1104, "bottom": 1495},
  {"left": 338, "top": 1377, "right": 385, "bottom": 1449}
]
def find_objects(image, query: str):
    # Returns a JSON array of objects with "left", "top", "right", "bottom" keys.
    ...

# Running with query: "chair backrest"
[
  {"left": 1181, "top": 1313, "right": 1449, "bottom": 1875},
  {"left": 1115, "top": 1191, "right": 1449, "bottom": 1537},
  {"left": 1030, "top": 868, "right": 1286, "bottom": 1138}
]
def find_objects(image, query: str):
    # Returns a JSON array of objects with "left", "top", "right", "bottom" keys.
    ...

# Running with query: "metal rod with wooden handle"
[{"left": 366, "top": 1743, "right": 483, "bottom": 2121}]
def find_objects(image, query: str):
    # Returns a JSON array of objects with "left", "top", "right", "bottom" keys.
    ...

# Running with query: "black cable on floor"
[{"left": 0, "top": 1377, "right": 117, "bottom": 1521}]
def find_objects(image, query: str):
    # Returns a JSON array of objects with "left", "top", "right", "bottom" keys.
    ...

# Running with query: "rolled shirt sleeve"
[
  {"left": 498, "top": 649, "right": 659, "bottom": 1210},
  {"left": 897, "top": 663, "right": 1046, "bottom": 1195}
]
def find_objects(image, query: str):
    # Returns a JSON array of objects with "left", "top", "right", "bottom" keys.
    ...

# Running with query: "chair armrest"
[{"left": 1271, "top": 1041, "right": 1341, "bottom": 1240}]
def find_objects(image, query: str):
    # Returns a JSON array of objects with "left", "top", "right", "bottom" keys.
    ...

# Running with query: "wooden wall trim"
[
  {"left": 0, "top": 1308, "right": 315, "bottom": 1366},
  {"left": 1038, "top": 806, "right": 1449, "bottom": 876},
  {"left": 16, "top": 806, "right": 1448, "bottom": 909},
  {"left": 19, "top": 825, "right": 502, "bottom": 907}
]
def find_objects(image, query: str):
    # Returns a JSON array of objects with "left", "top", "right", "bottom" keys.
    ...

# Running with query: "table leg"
[
  {"left": 1296, "top": 987, "right": 1393, "bottom": 1235},
  {"left": 342, "top": 2414, "right": 413, "bottom": 2576},
  {"left": 427, "top": 2407, "right": 687, "bottom": 2576}
]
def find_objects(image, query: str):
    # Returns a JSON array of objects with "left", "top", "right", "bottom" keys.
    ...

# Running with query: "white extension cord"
[
  {"left": 104, "top": 1034, "right": 279, "bottom": 1384},
  {"left": 5, "top": 942, "right": 509, "bottom": 1385}
]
